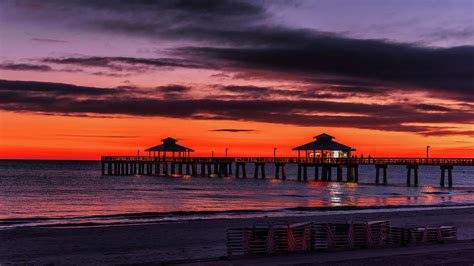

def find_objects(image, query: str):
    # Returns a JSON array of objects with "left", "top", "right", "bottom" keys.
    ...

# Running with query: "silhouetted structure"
[
  {"left": 145, "top": 137, "right": 194, "bottom": 158},
  {"left": 101, "top": 134, "right": 473, "bottom": 187},
  {"left": 292, "top": 133, "right": 355, "bottom": 161}
]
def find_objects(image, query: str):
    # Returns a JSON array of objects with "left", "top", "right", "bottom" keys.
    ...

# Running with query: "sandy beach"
[{"left": 1, "top": 206, "right": 474, "bottom": 265}]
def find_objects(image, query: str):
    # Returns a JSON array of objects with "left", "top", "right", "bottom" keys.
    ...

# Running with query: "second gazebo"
[{"left": 292, "top": 133, "right": 355, "bottom": 162}]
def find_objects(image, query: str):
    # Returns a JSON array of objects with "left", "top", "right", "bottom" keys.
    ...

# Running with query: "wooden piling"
[
  {"left": 314, "top": 165, "right": 319, "bottom": 181},
  {"left": 297, "top": 164, "right": 302, "bottom": 181},
  {"left": 337, "top": 165, "right": 343, "bottom": 181},
  {"left": 303, "top": 164, "right": 307, "bottom": 181},
  {"left": 275, "top": 163, "right": 280, "bottom": 179}
]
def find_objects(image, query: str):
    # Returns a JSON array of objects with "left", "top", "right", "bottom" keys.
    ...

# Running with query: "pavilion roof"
[
  {"left": 145, "top": 137, "right": 194, "bottom": 152},
  {"left": 292, "top": 133, "right": 355, "bottom": 151}
]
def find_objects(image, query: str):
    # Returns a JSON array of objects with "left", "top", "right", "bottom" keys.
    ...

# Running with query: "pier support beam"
[
  {"left": 191, "top": 162, "right": 198, "bottom": 176},
  {"left": 303, "top": 164, "right": 308, "bottom": 181},
  {"left": 314, "top": 165, "right": 319, "bottom": 181},
  {"left": 207, "top": 163, "right": 212, "bottom": 177},
  {"left": 322, "top": 165, "right": 328, "bottom": 181},
  {"left": 200, "top": 163, "right": 205, "bottom": 176},
  {"left": 375, "top": 164, "right": 388, "bottom": 184},
  {"left": 185, "top": 163, "right": 190, "bottom": 175},
  {"left": 354, "top": 165, "right": 359, "bottom": 182},
  {"left": 406, "top": 165, "right": 419, "bottom": 186},
  {"left": 440, "top": 165, "right": 453, "bottom": 187},
  {"left": 178, "top": 163, "right": 183, "bottom": 175},
  {"left": 163, "top": 162, "right": 168, "bottom": 176},
  {"left": 297, "top": 164, "right": 302, "bottom": 181},
  {"left": 235, "top": 163, "right": 246, "bottom": 178},
  {"left": 275, "top": 163, "right": 286, "bottom": 180},
  {"left": 254, "top": 163, "right": 265, "bottom": 179},
  {"left": 170, "top": 163, "right": 176, "bottom": 175},
  {"left": 337, "top": 165, "right": 343, "bottom": 181}
]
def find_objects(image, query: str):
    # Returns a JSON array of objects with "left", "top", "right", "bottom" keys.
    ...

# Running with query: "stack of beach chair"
[
  {"left": 226, "top": 219, "right": 457, "bottom": 258},
  {"left": 331, "top": 220, "right": 352, "bottom": 249},
  {"left": 226, "top": 227, "right": 247, "bottom": 257},
  {"left": 389, "top": 223, "right": 457, "bottom": 246},
  {"left": 248, "top": 221, "right": 271, "bottom": 255},
  {"left": 313, "top": 222, "right": 332, "bottom": 250},
  {"left": 290, "top": 222, "right": 313, "bottom": 252}
]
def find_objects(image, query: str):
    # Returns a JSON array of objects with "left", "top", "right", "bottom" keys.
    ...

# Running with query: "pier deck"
[
  {"left": 102, "top": 156, "right": 473, "bottom": 166},
  {"left": 101, "top": 156, "right": 473, "bottom": 187}
]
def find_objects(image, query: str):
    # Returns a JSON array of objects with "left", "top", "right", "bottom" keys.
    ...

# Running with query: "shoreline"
[
  {"left": 2, "top": 202, "right": 474, "bottom": 230},
  {"left": 2, "top": 206, "right": 474, "bottom": 264}
]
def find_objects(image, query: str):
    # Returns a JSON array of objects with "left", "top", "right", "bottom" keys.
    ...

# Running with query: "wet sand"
[{"left": 1, "top": 206, "right": 474, "bottom": 265}]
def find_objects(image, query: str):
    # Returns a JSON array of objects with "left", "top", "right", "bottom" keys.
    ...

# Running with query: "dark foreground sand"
[{"left": 1, "top": 206, "right": 474, "bottom": 265}]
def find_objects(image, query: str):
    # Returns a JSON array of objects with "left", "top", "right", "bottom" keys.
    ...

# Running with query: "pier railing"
[{"left": 101, "top": 156, "right": 474, "bottom": 166}]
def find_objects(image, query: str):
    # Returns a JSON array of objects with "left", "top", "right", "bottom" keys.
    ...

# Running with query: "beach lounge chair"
[
  {"left": 351, "top": 218, "right": 369, "bottom": 248},
  {"left": 331, "top": 219, "right": 352, "bottom": 249},
  {"left": 290, "top": 222, "right": 313, "bottom": 252},
  {"left": 368, "top": 220, "right": 390, "bottom": 247},
  {"left": 226, "top": 227, "right": 247, "bottom": 257},
  {"left": 248, "top": 221, "right": 271, "bottom": 255},
  {"left": 439, "top": 225, "right": 457, "bottom": 242},
  {"left": 313, "top": 222, "right": 332, "bottom": 250},
  {"left": 268, "top": 221, "right": 294, "bottom": 253}
]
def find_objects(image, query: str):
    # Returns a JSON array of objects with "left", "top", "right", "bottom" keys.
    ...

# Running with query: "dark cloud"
[
  {"left": 31, "top": 37, "right": 68, "bottom": 43},
  {"left": 180, "top": 41, "right": 474, "bottom": 101},
  {"left": 156, "top": 85, "right": 191, "bottom": 93},
  {"left": 0, "top": 79, "right": 123, "bottom": 96},
  {"left": 155, "top": 85, "right": 192, "bottom": 99},
  {"left": 7, "top": 0, "right": 472, "bottom": 101},
  {"left": 56, "top": 134, "right": 139, "bottom": 138},
  {"left": 221, "top": 85, "right": 355, "bottom": 99},
  {"left": 210, "top": 129, "right": 255, "bottom": 132},
  {"left": 419, "top": 130, "right": 474, "bottom": 137},
  {"left": 0, "top": 63, "right": 52, "bottom": 72},
  {"left": 414, "top": 104, "right": 451, "bottom": 112},
  {"left": 43, "top": 56, "right": 208, "bottom": 72},
  {"left": 1, "top": 79, "right": 472, "bottom": 136}
]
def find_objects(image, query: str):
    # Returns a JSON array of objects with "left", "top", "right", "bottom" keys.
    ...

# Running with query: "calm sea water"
[{"left": 1, "top": 160, "right": 473, "bottom": 229}]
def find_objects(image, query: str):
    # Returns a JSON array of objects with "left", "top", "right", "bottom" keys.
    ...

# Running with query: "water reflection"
[{"left": 0, "top": 160, "right": 473, "bottom": 228}]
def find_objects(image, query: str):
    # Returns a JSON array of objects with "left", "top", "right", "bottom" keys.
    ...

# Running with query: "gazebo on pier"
[
  {"left": 145, "top": 137, "right": 194, "bottom": 159},
  {"left": 292, "top": 133, "right": 355, "bottom": 162}
]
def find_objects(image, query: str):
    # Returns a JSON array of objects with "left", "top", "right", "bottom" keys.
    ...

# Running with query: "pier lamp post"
[
  {"left": 273, "top": 147, "right": 277, "bottom": 161},
  {"left": 426, "top": 146, "right": 430, "bottom": 159},
  {"left": 212, "top": 150, "right": 214, "bottom": 158},
  {"left": 225, "top": 148, "right": 229, "bottom": 158}
]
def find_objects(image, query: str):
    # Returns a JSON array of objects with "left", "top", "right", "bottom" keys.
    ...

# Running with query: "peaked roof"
[
  {"left": 292, "top": 133, "right": 355, "bottom": 151},
  {"left": 161, "top": 137, "right": 177, "bottom": 142},
  {"left": 314, "top": 133, "right": 334, "bottom": 140},
  {"left": 145, "top": 137, "right": 194, "bottom": 152}
]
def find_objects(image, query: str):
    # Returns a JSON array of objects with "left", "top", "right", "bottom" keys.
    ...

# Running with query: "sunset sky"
[{"left": 0, "top": 0, "right": 473, "bottom": 159}]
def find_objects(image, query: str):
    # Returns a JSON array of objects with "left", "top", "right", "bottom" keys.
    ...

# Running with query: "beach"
[{"left": 2, "top": 206, "right": 474, "bottom": 265}]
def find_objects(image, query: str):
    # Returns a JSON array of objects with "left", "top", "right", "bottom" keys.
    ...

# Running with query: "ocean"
[{"left": 1, "top": 160, "right": 473, "bottom": 229}]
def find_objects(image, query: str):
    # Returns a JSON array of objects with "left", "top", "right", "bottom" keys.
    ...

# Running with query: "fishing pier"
[{"left": 101, "top": 134, "right": 473, "bottom": 187}]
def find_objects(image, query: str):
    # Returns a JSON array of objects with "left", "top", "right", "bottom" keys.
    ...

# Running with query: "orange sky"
[{"left": 1, "top": 111, "right": 472, "bottom": 159}]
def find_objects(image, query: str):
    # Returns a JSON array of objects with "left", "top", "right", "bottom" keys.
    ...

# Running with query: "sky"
[{"left": 0, "top": 0, "right": 473, "bottom": 159}]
